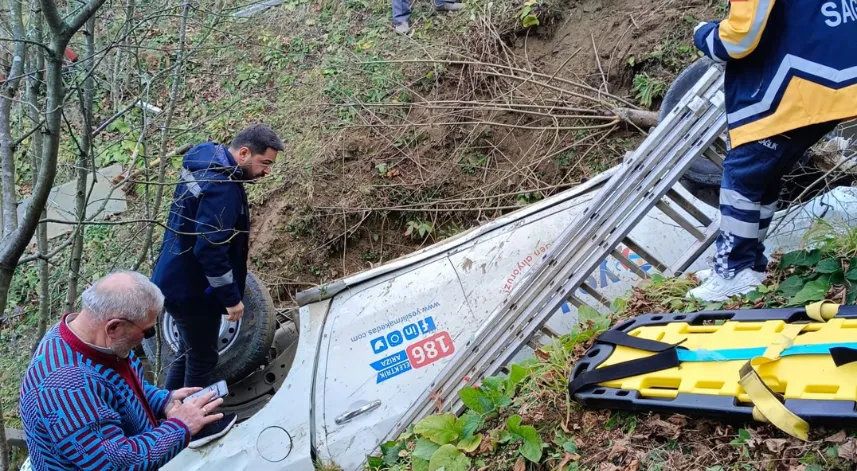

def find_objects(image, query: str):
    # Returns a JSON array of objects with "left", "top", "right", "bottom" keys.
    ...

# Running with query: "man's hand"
[
  {"left": 164, "top": 387, "right": 202, "bottom": 417},
  {"left": 166, "top": 391, "right": 224, "bottom": 435},
  {"left": 226, "top": 301, "right": 245, "bottom": 322}
]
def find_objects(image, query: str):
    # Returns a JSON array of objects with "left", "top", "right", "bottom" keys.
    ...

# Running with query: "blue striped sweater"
[{"left": 19, "top": 314, "right": 190, "bottom": 470}]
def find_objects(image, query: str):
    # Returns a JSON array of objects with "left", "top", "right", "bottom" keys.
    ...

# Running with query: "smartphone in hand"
[{"left": 182, "top": 380, "right": 229, "bottom": 404}]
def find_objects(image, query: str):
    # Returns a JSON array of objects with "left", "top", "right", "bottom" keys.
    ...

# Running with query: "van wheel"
[{"left": 142, "top": 272, "right": 277, "bottom": 384}]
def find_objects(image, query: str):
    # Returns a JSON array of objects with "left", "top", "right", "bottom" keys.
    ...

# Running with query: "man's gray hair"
[{"left": 81, "top": 271, "right": 164, "bottom": 323}]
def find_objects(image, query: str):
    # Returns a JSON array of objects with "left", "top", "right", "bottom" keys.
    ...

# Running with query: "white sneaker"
[
  {"left": 686, "top": 268, "right": 765, "bottom": 302},
  {"left": 694, "top": 269, "right": 713, "bottom": 282},
  {"left": 694, "top": 268, "right": 766, "bottom": 284},
  {"left": 394, "top": 21, "right": 410, "bottom": 34}
]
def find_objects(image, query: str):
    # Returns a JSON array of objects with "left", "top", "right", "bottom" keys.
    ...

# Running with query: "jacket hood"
[{"left": 183, "top": 142, "right": 245, "bottom": 179}]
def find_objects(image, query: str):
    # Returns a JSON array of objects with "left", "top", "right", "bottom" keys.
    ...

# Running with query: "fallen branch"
[
  {"left": 345, "top": 119, "right": 620, "bottom": 132},
  {"left": 609, "top": 107, "right": 659, "bottom": 129},
  {"left": 111, "top": 142, "right": 192, "bottom": 186}
]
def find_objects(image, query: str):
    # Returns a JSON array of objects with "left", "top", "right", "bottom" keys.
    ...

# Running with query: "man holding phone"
[
  {"left": 151, "top": 124, "right": 284, "bottom": 391},
  {"left": 20, "top": 272, "right": 228, "bottom": 470}
]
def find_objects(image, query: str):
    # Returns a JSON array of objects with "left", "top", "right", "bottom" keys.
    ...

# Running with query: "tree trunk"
[
  {"left": 111, "top": 0, "right": 136, "bottom": 111},
  {"left": 134, "top": 0, "right": 189, "bottom": 270},
  {"left": 0, "top": 0, "right": 110, "bottom": 463},
  {"left": 0, "top": 265, "right": 13, "bottom": 471},
  {"left": 0, "top": 0, "right": 30, "bottom": 463},
  {"left": 64, "top": 16, "right": 95, "bottom": 312},
  {"left": 28, "top": 0, "right": 50, "bottom": 353}
]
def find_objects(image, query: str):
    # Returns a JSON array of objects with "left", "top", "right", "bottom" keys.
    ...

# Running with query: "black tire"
[
  {"left": 658, "top": 57, "right": 725, "bottom": 189},
  {"left": 143, "top": 272, "right": 277, "bottom": 385}
]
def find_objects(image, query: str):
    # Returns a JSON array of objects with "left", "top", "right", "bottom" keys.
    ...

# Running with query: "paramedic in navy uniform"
[{"left": 687, "top": 0, "right": 857, "bottom": 301}]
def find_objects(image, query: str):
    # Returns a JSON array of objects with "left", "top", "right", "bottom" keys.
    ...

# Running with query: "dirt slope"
[{"left": 248, "top": 0, "right": 720, "bottom": 305}]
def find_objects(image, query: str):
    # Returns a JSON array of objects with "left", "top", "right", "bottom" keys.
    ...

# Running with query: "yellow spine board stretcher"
[{"left": 569, "top": 302, "right": 857, "bottom": 440}]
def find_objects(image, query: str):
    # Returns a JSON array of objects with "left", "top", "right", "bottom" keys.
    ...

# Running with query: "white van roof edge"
[{"left": 295, "top": 166, "right": 618, "bottom": 306}]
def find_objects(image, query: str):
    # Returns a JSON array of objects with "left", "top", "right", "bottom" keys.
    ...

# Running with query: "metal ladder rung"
[
  {"left": 703, "top": 147, "right": 725, "bottom": 169},
  {"left": 611, "top": 248, "right": 649, "bottom": 279},
  {"left": 566, "top": 295, "right": 598, "bottom": 312},
  {"left": 579, "top": 283, "right": 612, "bottom": 309},
  {"left": 540, "top": 324, "right": 561, "bottom": 339},
  {"left": 667, "top": 222, "right": 720, "bottom": 276},
  {"left": 622, "top": 237, "right": 667, "bottom": 273},
  {"left": 655, "top": 199, "right": 706, "bottom": 241},
  {"left": 666, "top": 189, "right": 713, "bottom": 227}
]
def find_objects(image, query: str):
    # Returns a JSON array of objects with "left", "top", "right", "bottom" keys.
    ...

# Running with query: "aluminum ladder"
[{"left": 384, "top": 63, "right": 730, "bottom": 440}]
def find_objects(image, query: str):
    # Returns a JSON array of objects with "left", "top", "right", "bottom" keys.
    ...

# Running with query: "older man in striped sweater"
[{"left": 19, "top": 272, "right": 228, "bottom": 470}]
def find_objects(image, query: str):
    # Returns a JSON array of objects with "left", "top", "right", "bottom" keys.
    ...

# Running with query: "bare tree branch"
[
  {"left": 38, "top": 0, "right": 62, "bottom": 33},
  {"left": 26, "top": 0, "right": 49, "bottom": 353},
  {"left": 65, "top": 14, "right": 95, "bottom": 312},
  {"left": 0, "top": 0, "right": 28, "bottom": 238},
  {"left": 136, "top": 0, "right": 189, "bottom": 270},
  {"left": 65, "top": 0, "right": 108, "bottom": 35}
]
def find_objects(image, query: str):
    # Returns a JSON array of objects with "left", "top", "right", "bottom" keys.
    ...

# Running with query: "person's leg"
[
  {"left": 163, "top": 296, "right": 225, "bottom": 389},
  {"left": 392, "top": 0, "right": 411, "bottom": 25},
  {"left": 754, "top": 121, "right": 841, "bottom": 271},
  {"left": 713, "top": 140, "right": 775, "bottom": 279}
]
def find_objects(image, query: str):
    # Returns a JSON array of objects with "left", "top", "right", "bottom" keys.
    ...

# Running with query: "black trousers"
[{"left": 163, "top": 295, "right": 225, "bottom": 390}]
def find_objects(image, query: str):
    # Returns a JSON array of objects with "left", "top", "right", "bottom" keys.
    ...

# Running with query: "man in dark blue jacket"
[{"left": 152, "top": 124, "right": 284, "bottom": 391}]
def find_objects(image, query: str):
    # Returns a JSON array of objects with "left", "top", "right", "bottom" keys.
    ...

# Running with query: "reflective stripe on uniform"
[
  {"left": 207, "top": 270, "right": 234, "bottom": 288},
  {"left": 181, "top": 168, "right": 202, "bottom": 197},
  {"left": 721, "top": 215, "right": 759, "bottom": 239},
  {"left": 720, "top": 188, "right": 761, "bottom": 211},
  {"left": 728, "top": 55, "right": 857, "bottom": 123}
]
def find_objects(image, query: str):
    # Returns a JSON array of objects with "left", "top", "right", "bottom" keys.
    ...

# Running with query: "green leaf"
[
  {"left": 508, "top": 364, "right": 527, "bottom": 388},
  {"left": 778, "top": 275, "right": 807, "bottom": 297},
  {"left": 381, "top": 440, "right": 404, "bottom": 465},
  {"left": 456, "top": 411, "right": 483, "bottom": 439},
  {"left": 744, "top": 290, "right": 764, "bottom": 302},
  {"left": 506, "top": 415, "right": 543, "bottom": 462},
  {"left": 790, "top": 276, "right": 831, "bottom": 305},
  {"left": 847, "top": 282, "right": 857, "bottom": 305},
  {"left": 428, "top": 444, "right": 471, "bottom": 471},
  {"left": 517, "top": 425, "right": 543, "bottom": 462},
  {"left": 816, "top": 258, "right": 843, "bottom": 274},
  {"left": 521, "top": 14, "right": 540, "bottom": 27},
  {"left": 563, "top": 441, "right": 579, "bottom": 453},
  {"left": 578, "top": 305, "right": 600, "bottom": 322},
  {"left": 756, "top": 284, "right": 772, "bottom": 294},
  {"left": 506, "top": 414, "right": 523, "bottom": 432},
  {"left": 738, "top": 428, "right": 751, "bottom": 441},
  {"left": 459, "top": 387, "right": 491, "bottom": 414},
  {"left": 780, "top": 249, "right": 821, "bottom": 269},
  {"left": 831, "top": 270, "right": 845, "bottom": 285},
  {"left": 412, "top": 457, "right": 430, "bottom": 471},
  {"left": 610, "top": 297, "right": 628, "bottom": 314},
  {"left": 366, "top": 456, "right": 385, "bottom": 470},
  {"left": 457, "top": 433, "right": 483, "bottom": 452},
  {"left": 846, "top": 265, "right": 857, "bottom": 282},
  {"left": 415, "top": 414, "right": 461, "bottom": 445},
  {"left": 481, "top": 376, "right": 505, "bottom": 394},
  {"left": 414, "top": 438, "right": 441, "bottom": 461}
]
